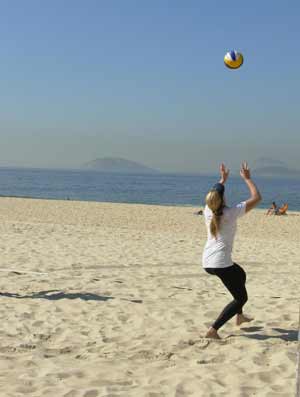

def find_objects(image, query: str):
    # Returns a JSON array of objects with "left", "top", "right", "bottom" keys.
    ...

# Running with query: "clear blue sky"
[{"left": 1, "top": 1, "right": 299, "bottom": 172}]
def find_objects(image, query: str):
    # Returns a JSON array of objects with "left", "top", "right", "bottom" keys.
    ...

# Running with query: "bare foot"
[
  {"left": 205, "top": 327, "right": 221, "bottom": 339},
  {"left": 236, "top": 314, "right": 254, "bottom": 326}
]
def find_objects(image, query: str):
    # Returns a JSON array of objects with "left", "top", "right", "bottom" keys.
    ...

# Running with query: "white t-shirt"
[{"left": 202, "top": 202, "right": 246, "bottom": 268}]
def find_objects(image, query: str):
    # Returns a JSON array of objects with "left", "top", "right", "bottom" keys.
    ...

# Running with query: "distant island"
[
  {"left": 82, "top": 157, "right": 159, "bottom": 174},
  {"left": 253, "top": 166, "right": 299, "bottom": 178},
  {"left": 253, "top": 158, "right": 299, "bottom": 179}
]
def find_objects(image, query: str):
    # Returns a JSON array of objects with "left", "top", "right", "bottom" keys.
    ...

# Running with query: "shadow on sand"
[
  {"left": 0, "top": 289, "right": 142, "bottom": 303},
  {"left": 238, "top": 326, "right": 298, "bottom": 342}
]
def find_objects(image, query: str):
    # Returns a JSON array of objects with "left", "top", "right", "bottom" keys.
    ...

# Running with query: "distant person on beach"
[
  {"left": 266, "top": 201, "right": 278, "bottom": 215},
  {"left": 277, "top": 203, "right": 288, "bottom": 215},
  {"left": 202, "top": 162, "right": 262, "bottom": 339},
  {"left": 266, "top": 202, "right": 288, "bottom": 216}
]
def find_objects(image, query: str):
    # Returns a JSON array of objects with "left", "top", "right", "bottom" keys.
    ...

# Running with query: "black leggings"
[{"left": 205, "top": 263, "right": 248, "bottom": 330}]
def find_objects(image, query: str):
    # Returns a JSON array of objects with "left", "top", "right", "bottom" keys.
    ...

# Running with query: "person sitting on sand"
[
  {"left": 276, "top": 203, "right": 288, "bottom": 215},
  {"left": 202, "top": 162, "right": 262, "bottom": 339},
  {"left": 266, "top": 202, "right": 278, "bottom": 215}
]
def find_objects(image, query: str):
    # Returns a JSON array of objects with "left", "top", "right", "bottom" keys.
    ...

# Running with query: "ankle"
[{"left": 205, "top": 327, "right": 221, "bottom": 339}]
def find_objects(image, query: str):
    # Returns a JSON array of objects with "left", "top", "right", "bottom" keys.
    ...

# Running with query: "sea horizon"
[{"left": 0, "top": 166, "right": 299, "bottom": 211}]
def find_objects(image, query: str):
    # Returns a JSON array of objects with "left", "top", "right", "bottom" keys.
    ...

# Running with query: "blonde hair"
[{"left": 205, "top": 190, "right": 224, "bottom": 238}]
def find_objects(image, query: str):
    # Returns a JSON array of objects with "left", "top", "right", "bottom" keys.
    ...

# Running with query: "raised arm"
[
  {"left": 240, "top": 162, "right": 262, "bottom": 213},
  {"left": 219, "top": 163, "right": 230, "bottom": 185}
]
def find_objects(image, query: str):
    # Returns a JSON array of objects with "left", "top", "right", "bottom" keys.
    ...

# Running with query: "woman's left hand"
[{"left": 219, "top": 163, "right": 229, "bottom": 184}]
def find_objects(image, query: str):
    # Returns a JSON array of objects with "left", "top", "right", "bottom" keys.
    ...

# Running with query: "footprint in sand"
[
  {"left": 83, "top": 391, "right": 99, "bottom": 397},
  {"left": 64, "top": 391, "right": 79, "bottom": 397}
]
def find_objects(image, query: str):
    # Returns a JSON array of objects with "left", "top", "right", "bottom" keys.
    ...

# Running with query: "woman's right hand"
[
  {"left": 240, "top": 162, "right": 251, "bottom": 180},
  {"left": 240, "top": 162, "right": 262, "bottom": 212}
]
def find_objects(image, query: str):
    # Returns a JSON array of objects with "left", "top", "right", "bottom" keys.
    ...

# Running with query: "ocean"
[{"left": 0, "top": 167, "right": 299, "bottom": 211}]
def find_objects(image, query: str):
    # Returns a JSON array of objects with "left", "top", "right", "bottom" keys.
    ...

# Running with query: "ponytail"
[
  {"left": 210, "top": 209, "right": 224, "bottom": 238},
  {"left": 205, "top": 191, "right": 224, "bottom": 238}
]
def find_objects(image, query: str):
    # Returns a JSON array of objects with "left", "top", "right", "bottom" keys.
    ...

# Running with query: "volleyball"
[{"left": 224, "top": 50, "right": 244, "bottom": 69}]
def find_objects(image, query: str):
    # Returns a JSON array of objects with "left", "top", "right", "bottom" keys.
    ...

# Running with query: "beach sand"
[{"left": 0, "top": 197, "right": 299, "bottom": 397}]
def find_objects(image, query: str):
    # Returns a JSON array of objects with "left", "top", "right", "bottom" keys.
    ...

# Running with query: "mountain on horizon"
[
  {"left": 255, "top": 157, "right": 286, "bottom": 168},
  {"left": 253, "top": 158, "right": 299, "bottom": 179},
  {"left": 82, "top": 157, "right": 159, "bottom": 174}
]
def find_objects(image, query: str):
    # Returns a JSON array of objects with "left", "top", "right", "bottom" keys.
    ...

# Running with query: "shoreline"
[{"left": 0, "top": 194, "right": 299, "bottom": 213}]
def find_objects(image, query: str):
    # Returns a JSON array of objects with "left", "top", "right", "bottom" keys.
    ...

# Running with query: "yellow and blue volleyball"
[{"left": 224, "top": 50, "right": 244, "bottom": 69}]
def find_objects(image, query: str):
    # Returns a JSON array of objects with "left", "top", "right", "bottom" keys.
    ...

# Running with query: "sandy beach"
[{"left": 0, "top": 197, "right": 299, "bottom": 397}]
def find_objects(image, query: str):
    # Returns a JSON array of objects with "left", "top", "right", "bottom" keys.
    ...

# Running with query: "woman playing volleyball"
[{"left": 202, "top": 162, "right": 261, "bottom": 339}]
